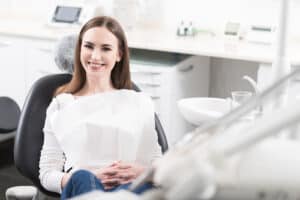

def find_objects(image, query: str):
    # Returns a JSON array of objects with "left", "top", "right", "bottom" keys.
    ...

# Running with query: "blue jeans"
[{"left": 61, "top": 170, "right": 153, "bottom": 200}]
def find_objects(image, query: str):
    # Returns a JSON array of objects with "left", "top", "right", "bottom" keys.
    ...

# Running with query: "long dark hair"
[{"left": 55, "top": 16, "right": 132, "bottom": 96}]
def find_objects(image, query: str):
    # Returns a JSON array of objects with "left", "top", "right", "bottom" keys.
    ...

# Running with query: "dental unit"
[
  {"left": 71, "top": 65, "right": 300, "bottom": 200},
  {"left": 72, "top": 0, "right": 300, "bottom": 199}
]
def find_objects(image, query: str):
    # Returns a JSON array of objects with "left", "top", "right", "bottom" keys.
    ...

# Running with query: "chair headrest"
[{"left": 54, "top": 34, "right": 77, "bottom": 74}]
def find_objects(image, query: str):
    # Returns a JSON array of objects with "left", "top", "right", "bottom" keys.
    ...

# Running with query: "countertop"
[{"left": 0, "top": 16, "right": 299, "bottom": 65}]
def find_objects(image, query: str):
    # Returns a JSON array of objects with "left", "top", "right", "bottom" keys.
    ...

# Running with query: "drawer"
[
  {"left": 152, "top": 96, "right": 161, "bottom": 114},
  {"left": 131, "top": 71, "right": 162, "bottom": 84},
  {"left": 135, "top": 82, "right": 163, "bottom": 97}
]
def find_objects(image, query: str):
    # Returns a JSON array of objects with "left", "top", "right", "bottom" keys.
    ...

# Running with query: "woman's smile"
[{"left": 87, "top": 61, "right": 106, "bottom": 71}]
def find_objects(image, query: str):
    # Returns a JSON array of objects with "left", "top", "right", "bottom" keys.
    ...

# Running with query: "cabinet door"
[
  {"left": 0, "top": 39, "right": 26, "bottom": 107},
  {"left": 25, "top": 39, "right": 60, "bottom": 94}
]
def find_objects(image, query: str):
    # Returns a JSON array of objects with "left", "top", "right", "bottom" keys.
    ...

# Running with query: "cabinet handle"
[
  {"left": 38, "top": 47, "right": 53, "bottom": 53},
  {"left": 37, "top": 69, "right": 53, "bottom": 75},
  {"left": 178, "top": 65, "right": 194, "bottom": 72},
  {"left": 151, "top": 96, "right": 160, "bottom": 100},
  {"left": 131, "top": 70, "right": 161, "bottom": 75},
  {"left": 149, "top": 72, "right": 161, "bottom": 75},
  {"left": 137, "top": 82, "right": 161, "bottom": 87},
  {"left": 0, "top": 41, "right": 11, "bottom": 47}
]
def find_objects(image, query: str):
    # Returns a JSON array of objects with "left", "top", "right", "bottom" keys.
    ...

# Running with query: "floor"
[{"left": 0, "top": 138, "right": 33, "bottom": 199}]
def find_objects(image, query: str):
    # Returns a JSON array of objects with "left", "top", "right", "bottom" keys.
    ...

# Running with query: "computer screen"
[{"left": 52, "top": 6, "right": 82, "bottom": 23}]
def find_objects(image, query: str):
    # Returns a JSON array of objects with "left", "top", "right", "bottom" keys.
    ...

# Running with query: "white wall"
[
  {"left": 209, "top": 58, "right": 258, "bottom": 98},
  {"left": 1, "top": 0, "right": 300, "bottom": 37},
  {"left": 163, "top": 0, "right": 278, "bottom": 29},
  {"left": 162, "top": 0, "right": 300, "bottom": 38}
]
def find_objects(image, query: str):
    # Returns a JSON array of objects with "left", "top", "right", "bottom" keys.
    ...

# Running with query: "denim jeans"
[{"left": 61, "top": 169, "right": 153, "bottom": 200}]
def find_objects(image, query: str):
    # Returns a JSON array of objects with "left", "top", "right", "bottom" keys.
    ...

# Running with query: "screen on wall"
[{"left": 52, "top": 6, "right": 81, "bottom": 23}]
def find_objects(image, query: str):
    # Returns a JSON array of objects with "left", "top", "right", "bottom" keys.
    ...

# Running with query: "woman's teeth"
[{"left": 88, "top": 62, "right": 105, "bottom": 67}]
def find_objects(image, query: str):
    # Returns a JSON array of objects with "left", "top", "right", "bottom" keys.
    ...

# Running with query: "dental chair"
[{"left": 5, "top": 35, "right": 168, "bottom": 200}]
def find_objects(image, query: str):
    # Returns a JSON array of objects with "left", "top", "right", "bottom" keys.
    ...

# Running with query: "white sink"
[{"left": 177, "top": 97, "right": 230, "bottom": 126}]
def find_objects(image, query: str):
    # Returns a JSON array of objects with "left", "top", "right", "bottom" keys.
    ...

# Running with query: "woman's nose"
[{"left": 91, "top": 49, "right": 101, "bottom": 60}]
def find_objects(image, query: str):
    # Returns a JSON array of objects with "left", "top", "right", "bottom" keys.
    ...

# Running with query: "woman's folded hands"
[{"left": 93, "top": 161, "right": 146, "bottom": 190}]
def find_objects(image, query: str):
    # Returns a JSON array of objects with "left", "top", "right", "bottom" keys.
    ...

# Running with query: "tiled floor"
[{"left": 0, "top": 138, "right": 33, "bottom": 199}]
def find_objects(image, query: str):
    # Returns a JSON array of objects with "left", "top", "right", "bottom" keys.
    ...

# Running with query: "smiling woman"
[
  {"left": 55, "top": 16, "right": 131, "bottom": 96},
  {"left": 39, "top": 16, "right": 162, "bottom": 200},
  {"left": 79, "top": 26, "right": 121, "bottom": 93}
]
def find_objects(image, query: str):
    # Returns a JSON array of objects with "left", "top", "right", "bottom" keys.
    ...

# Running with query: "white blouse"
[{"left": 39, "top": 89, "right": 162, "bottom": 193}]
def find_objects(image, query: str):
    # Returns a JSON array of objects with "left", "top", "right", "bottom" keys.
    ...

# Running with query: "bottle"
[
  {"left": 187, "top": 21, "right": 194, "bottom": 36},
  {"left": 177, "top": 21, "right": 186, "bottom": 36}
]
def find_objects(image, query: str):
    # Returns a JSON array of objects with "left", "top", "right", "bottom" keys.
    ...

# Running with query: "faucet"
[
  {"left": 242, "top": 75, "right": 263, "bottom": 114},
  {"left": 243, "top": 75, "right": 259, "bottom": 94}
]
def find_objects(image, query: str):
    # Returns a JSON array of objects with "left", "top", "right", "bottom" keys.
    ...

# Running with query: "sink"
[{"left": 177, "top": 97, "right": 230, "bottom": 126}]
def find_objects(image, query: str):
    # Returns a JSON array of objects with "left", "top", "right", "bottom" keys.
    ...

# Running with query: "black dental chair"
[{"left": 6, "top": 35, "right": 168, "bottom": 200}]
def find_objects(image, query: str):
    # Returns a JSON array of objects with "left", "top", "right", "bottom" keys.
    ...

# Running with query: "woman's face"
[{"left": 80, "top": 26, "right": 121, "bottom": 80}]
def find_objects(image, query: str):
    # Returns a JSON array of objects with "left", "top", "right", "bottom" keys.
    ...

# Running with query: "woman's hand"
[
  {"left": 93, "top": 161, "right": 146, "bottom": 190},
  {"left": 112, "top": 161, "right": 146, "bottom": 184},
  {"left": 61, "top": 173, "right": 71, "bottom": 189},
  {"left": 92, "top": 163, "right": 120, "bottom": 190}
]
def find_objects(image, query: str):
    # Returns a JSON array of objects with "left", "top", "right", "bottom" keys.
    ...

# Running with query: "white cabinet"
[
  {"left": 25, "top": 39, "right": 59, "bottom": 92},
  {"left": 131, "top": 65, "right": 167, "bottom": 113},
  {"left": 0, "top": 35, "right": 60, "bottom": 107},
  {"left": 0, "top": 36, "right": 26, "bottom": 107},
  {"left": 130, "top": 49, "right": 210, "bottom": 145}
]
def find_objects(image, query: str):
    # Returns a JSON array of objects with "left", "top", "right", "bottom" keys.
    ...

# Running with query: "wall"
[
  {"left": 162, "top": 0, "right": 300, "bottom": 38},
  {"left": 2, "top": 0, "right": 299, "bottom": 38},
  {"left": 209, "top": 58, "right": 258, "bottom": 98},
  {"left": 0, "top": 0, "right": 297, "bottom": 97}
]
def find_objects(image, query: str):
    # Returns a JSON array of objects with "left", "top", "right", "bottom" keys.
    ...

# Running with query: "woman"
[{"left": 39, "top": 16, "right": 162, "bottom": 199}]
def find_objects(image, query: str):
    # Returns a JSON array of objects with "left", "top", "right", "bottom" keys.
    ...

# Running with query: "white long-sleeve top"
[{"left": 39, "top": 89, "right": 162, "bottom": 194}]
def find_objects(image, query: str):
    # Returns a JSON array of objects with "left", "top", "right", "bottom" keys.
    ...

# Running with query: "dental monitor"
[{"left": 51, "top": 6, "right": 82, "bottom": 24}]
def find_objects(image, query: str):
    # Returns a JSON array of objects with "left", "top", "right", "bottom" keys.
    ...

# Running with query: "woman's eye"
[
  {"left": 84, "top": 44, "right": 93, "bottom": 49},
  {"left": 102, "top": 47, "right": 111, "bottom": 51}
]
